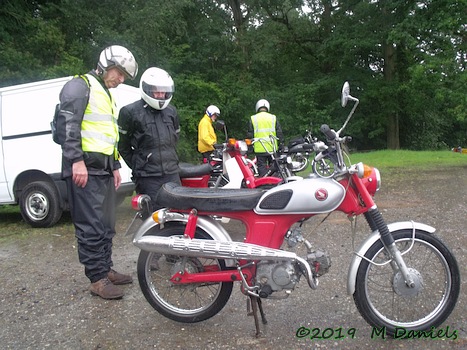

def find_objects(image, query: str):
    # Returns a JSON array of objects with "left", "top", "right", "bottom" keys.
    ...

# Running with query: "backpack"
[{"left": 51, "top": 75, "right": 90, "bottom": 145}]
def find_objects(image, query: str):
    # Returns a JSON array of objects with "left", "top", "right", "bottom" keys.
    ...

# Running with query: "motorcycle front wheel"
[
  {"left": 353, "top": 230, "right": 460, "bottom": 336},
  {"left": 137, "top": 223, "right": 234, "bottom": 323}
]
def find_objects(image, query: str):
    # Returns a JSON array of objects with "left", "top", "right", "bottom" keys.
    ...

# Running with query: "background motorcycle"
[
  {"left": 254, "top": 134, "right": 321, "bottom": 182},
  {"left": 179, "top": 120, "right": 283, "bottom": 189},
  {"left": 129, "top": 82, "right": 460, "bottom": 337},
  {"left": 285, "top": 127, "right": 317, "bottom": 173}
]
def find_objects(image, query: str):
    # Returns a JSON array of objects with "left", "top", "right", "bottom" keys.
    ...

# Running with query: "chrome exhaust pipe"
[{"left": 134, "top": 235, "right": 318, "bottom": 289}]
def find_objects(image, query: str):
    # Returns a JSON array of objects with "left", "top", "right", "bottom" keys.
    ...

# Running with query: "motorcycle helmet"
[
  {"left": 97, "top": 45, "right": 138, "bottom": 80},
  {"left": 140, "top": 67, "right": 174, "bottom": 110},
  {"left": 255, "top": 99, "right": 270, "bottom": 113},
  {"left": 206, "top": 105, "right": 220, "bottom": 118}
]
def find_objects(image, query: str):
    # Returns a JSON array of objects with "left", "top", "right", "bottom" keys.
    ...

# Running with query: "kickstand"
[{"left": 247, "top": 296, "right": 268, "bottom": 337}]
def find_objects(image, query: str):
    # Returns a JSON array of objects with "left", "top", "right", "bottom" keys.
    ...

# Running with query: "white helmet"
[
  {"left": 255, "top": 99, "right": 270, "bottom": 112},
  {"left": 140, "top": 67, "right": 174, "bottom": 110},
  {"left": 97, "top": 45, "right": 138, "bottom": 79},
  {"left": 206, "top": 105, "right": 220, "bottom": 118}
]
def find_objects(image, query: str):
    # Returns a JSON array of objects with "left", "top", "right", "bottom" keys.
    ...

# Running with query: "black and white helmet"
[
  {"left": 97, "top": 45, "right": 138, "bottom": 80},
  {"left": 140, "top": 67, "right": 174, "bottom": 110}
]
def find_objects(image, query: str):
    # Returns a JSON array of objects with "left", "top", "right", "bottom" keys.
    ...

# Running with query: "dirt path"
[{"left": 0, "top": 166, "right": 466, "bottom": 349}]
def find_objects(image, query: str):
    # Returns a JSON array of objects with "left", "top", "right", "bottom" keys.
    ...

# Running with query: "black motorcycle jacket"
[{"left": 118, "top": 99, "right": 180, "bottom": 177}]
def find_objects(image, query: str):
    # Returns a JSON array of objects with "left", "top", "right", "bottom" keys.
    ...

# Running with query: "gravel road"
[{"left": 0, "top": 166, "right": 466, "bottom": 349}]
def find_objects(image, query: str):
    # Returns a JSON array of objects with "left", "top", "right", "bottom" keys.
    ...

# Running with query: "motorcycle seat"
[
  {"left": 179, "top": 162, "right": 212, "bottom": 177},
  {"left": 156, "top": 182, "right": 265, "bottom": 212}
]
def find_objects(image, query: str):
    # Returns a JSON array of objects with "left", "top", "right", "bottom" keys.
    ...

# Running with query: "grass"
[{"left": 348, "top": 150, "right": 466, "bottom": 171}]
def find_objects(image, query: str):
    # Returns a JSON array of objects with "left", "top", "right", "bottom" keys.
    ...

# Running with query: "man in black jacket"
[{"left": 118, "top": 67, "right": 181, "bottom": 211}]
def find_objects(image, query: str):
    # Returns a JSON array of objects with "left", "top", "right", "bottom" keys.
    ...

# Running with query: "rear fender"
[
  {"left": 132, "top": 212, "right": 236, "bottom": 266},
  {"left": 346, "top": 221, "right": 436, "bottom": 295}
]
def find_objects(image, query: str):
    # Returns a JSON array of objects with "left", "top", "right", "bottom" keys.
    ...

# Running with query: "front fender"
[{"left": 346, "top": 221, "right": 436, "bottom": 295}]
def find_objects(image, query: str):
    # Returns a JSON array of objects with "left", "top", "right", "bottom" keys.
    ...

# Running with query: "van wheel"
[{"left": 19, "top": 181, "right": 63, "bottom": 228}]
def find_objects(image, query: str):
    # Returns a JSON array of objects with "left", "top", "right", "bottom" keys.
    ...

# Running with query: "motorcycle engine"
[
  {"left": 256, "top": 260, "right": 299, "bottom": 298},
  {"left": 307, "top": 249, "right": 332, "bottom": 277}
]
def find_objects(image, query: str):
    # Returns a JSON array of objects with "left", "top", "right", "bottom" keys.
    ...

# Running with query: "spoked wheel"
[
  {"left": 312, "top": 158, "right": 336, "bottom": 178},
  {"left": 354, "top": 230, "right": 460, "bottom": 336},
  {"left": 137, "top": 224, "right": 233, "bottom": 323}
]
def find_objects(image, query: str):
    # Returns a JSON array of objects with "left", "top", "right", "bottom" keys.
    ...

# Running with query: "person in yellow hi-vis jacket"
[
  {"left": 198, "top": 105, "right": 221, "bottom": 162},
  {"left": 58, "top": 45, "right": 138, "bottom": 300},
  {"left": 247, "top": 99, "right": 284, "bottom": 176}
]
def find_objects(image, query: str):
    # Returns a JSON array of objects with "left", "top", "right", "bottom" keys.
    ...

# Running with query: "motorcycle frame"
[{"left": 140, "top": 172, "right": 378, "bottom": 286}]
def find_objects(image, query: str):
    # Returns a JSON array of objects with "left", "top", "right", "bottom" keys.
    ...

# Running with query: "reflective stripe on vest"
[
  {"left": 81, "top": 74, "right": 119, "bottom": 158},
  {"left": 251, "top": 112, "right": 277, "bottom": 153}
]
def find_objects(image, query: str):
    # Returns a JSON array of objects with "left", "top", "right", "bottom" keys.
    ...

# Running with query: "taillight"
[{"left": 131, "top": 194, "right": 151, "bottom": 210}]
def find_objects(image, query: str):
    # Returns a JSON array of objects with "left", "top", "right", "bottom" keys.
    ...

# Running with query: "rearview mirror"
[{"left": 341, "top": 81, "right": 350, "bottom": 107}]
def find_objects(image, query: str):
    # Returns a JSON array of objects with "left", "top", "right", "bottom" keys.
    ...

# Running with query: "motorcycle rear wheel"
[
  {"left": 354, "top": 230, "right": 460, "bottom": 336},
  {"left": 137, "top": 223, "right": 234, "bottom": 323}
]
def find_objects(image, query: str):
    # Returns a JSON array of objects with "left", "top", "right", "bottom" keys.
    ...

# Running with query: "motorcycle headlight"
[
  {"left": 236, "top": 140, "right": 249, "bottom": 155},
  {"left": 358, "top": 163, "right": 381, "bottom": 194}
]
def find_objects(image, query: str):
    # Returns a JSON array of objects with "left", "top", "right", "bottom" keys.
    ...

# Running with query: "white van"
[{"left": 0, "top": 76, "right": 139, "bottom": 227}]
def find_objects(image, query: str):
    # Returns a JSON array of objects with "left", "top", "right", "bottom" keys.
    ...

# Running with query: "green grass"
[{"left": 348, "top": 150, "right": 467, "bottom": 171}]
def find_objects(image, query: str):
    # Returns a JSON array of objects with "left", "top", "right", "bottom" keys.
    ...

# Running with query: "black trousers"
[
  {"left": 135, "top": 173, "right": 181, "bottom": 211},
  {"left": 66, "top": 175, "right": 116, "bottom": 283},
  {"left": 256, "top": 154, "right": 273, "bottom": 177}
]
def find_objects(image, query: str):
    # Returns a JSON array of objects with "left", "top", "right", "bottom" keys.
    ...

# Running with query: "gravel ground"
[{"left": 0, "top": 166, "right": 466, "bottom": 350}]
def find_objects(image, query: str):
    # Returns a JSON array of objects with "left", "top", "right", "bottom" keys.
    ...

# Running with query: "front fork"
[
  {"left": 364, "top": 208, "right": 415, "bottom": 288},
  {"left": 353, "top": 172, "right": 415, "bottom": 288}
]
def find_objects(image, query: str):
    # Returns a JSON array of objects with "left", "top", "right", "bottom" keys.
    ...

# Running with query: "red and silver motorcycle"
[{"left": 128, "top": 82, "right": 460, "bottom": 336}]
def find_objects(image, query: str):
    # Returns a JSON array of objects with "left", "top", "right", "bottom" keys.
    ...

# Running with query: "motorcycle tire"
[
  {"left": 353, "top": 230, "right": 460, "bottom": 336},
  {"left": 137, "top": 223, "right": 234, "bottom": 323}
]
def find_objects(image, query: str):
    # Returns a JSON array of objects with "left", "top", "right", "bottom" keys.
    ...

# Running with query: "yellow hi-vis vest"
[
  {"left": 251, "top": 111, "right": 278, "bottom": 153},
  {"left": 81, "top": 74, "right": 119, "bottom": 159}
]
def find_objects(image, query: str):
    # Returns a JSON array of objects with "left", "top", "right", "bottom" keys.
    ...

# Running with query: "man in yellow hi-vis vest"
[
  {"left": 247, "top": 99, "right": 284, "bottom": 176},
  {"left": 58, "top": 45, "right": 138, "bottom": 300}
]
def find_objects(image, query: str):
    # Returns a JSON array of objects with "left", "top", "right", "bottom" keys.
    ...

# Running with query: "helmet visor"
[{"left": 142, "top": 82, "right": 174, "bottom": 100}]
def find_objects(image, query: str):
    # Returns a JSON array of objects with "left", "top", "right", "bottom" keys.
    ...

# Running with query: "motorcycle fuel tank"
[{"left": 255, "top": 177, "right": 346, "bottom": 214}]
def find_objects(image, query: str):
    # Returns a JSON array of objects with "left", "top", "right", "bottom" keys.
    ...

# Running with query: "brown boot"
[
  {"left": 89, "top": 277, "right": 124, "bottom": 299},
  {"left": 108, "top": 269, "right": 133, "bottom": 285}
]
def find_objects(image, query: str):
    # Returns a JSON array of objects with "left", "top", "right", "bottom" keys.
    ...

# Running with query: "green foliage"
[{"left": 1, "top": 0, "right": 465, "bottom": 160}]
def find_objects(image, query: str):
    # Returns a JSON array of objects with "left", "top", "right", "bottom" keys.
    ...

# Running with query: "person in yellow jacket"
[
  {"left": 58, "top": 45, "right": 138, "bottom": 300},
  {"left": 198, "top": 105, "right": 220, "bottom": 162},
  {"left": 247, "top": 99, "right": 284, "bottom": 176}
]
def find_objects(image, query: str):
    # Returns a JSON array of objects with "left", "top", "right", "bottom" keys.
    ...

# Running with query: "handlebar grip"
[
  {"left": 320, "top": 124, "right": 336, "bottom": 141},
  {"left": 302, "top": 143, "right": 315, "bottom": 150}
]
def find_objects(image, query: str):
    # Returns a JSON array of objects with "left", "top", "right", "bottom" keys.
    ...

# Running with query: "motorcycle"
[
  {"left": 179, "top": 120, "right": 285, "bottom": 189},
  {"left": 128, "top": 82, "right": 460, "bottom": 337},
  {"left": 255, "top": 134, "right": 322, "bottom": 181},
  {"left": 286, "top": 127, "right": 317, "bottom": 173}
]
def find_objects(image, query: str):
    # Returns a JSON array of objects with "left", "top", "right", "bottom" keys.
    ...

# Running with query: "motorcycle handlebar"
[{"left": 320, "top": 124, "right": 337, "bottom": 141}]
